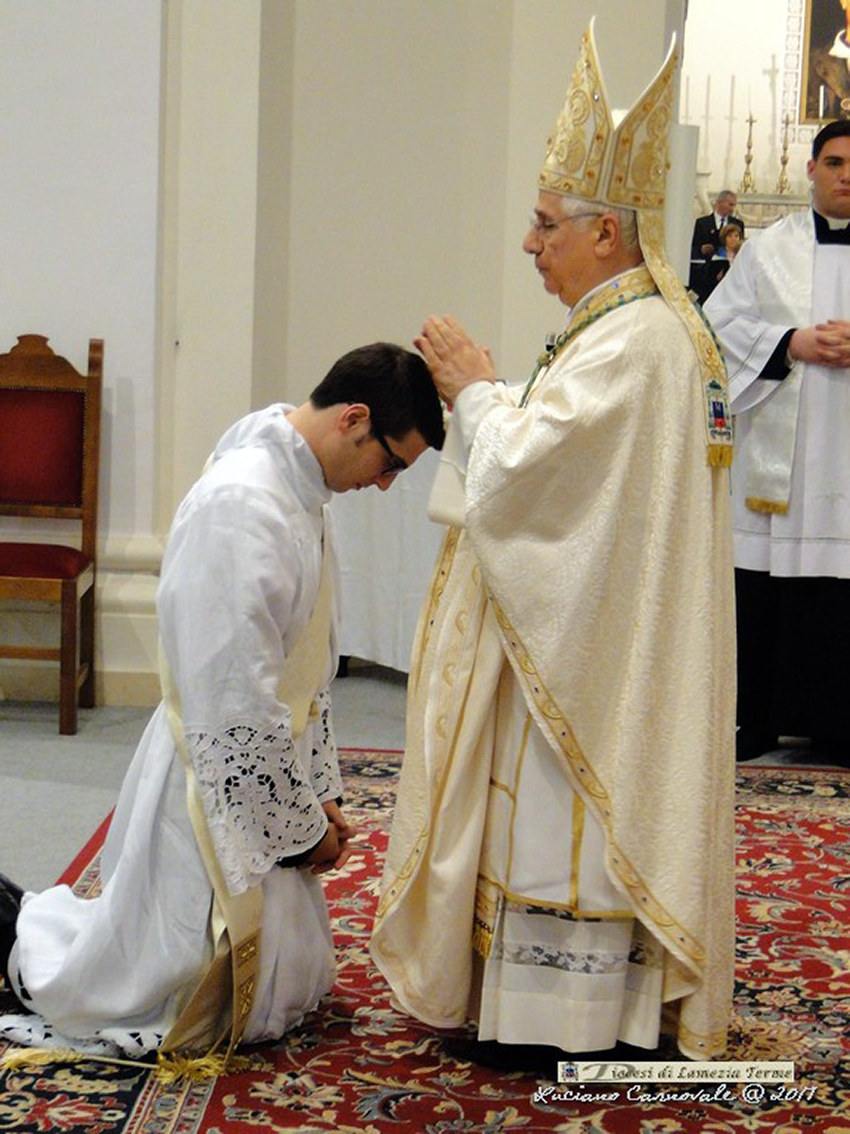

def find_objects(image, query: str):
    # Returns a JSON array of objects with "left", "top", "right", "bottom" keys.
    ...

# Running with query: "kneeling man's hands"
[{"left": 307, "top": 800, "right": 359, "bottom": 874}]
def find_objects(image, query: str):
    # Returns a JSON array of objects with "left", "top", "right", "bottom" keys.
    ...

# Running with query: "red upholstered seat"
[
  {"left": 0, "top": 542, "right": 92, "bottom": 580},
  {"left": 0, "top": 334, "right": 103, "bottom": 735}
]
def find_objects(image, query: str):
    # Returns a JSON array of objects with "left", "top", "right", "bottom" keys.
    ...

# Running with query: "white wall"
[
  {"left": 282, "top": 0, "right": 513, "bottom": 400},
  {"left": 156, "top": 0, "right": 266, "bottom": 523},
  {"left": 0, "top": 0, "right": 161, "bottom": 539},
  {"left": 0, "top": 0, "right": 163, "bottom": 706}
]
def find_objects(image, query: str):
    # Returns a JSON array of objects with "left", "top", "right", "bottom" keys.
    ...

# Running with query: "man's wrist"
[
  {"left": 277, "top": 819, "right": 330, "bottom": 867},
  {"left": 762, "top": 328, "right": 796, "bottom": 380}
]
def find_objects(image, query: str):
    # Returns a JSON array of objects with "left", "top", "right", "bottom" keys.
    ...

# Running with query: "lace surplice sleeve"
[
  {"left": 302, "top": 686, "right": 344, "bottom": 803},
  {"left": 157, "top": 477, "right": 332, "bottom": 895}
]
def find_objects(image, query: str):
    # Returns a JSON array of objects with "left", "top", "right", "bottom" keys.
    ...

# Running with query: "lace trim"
[
  {"left": 0, "top": 1011, "right": 163, "bottom": 1057},
  {"left": 494, "top": 899, "right": 662, "bottom": 975},
  {"left": 493, "top": 941, "right": 630, "bottom": 975},
  {"left": 186, "top": 711, "right": 327, "bottom": 895},
  {"left": 308, "top": 689, "right": 344, "bottom": 802}
]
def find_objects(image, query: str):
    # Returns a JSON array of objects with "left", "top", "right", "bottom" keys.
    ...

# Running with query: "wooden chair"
[{"left": 0, "top": 335, "right": 103, "bottom": 734}]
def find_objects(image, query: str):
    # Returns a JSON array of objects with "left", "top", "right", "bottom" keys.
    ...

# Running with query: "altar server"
[{"left": 706, "top": 120, "right": 850, "bottom": 763}]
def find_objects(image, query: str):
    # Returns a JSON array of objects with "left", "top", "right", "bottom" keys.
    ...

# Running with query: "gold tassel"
[
  {"left": 2, "top": 1048, "right": 73, "bottom": 1070},
  {"left": 2, "top": 1047, "right": 153, "bottom": 1075},
  {"left": 471, "top": 921, "right": 493, "bottom": 959},
  {"left": 1, "top": 1045, "right": 251, "bottom": 1083},
  {"left": 154, "top": 1049, "right": 252, "bottom": 1082},
  {"left": 707, "top": 444, "right": 733, "bottom": 468}
]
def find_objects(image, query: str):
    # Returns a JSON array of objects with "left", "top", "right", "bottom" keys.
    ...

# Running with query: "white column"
[{"left": 157, "top": 0, "right": 266, "bottom": 527}]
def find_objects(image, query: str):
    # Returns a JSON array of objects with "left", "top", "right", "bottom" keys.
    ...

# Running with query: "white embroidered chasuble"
[
  {"left": 371, "top": 273, "right": 736, "bottom": 1058},
  {"left": 1, "top": 408, "right": 342, "bottom": 1056},
  {"left": 705, "top": 210, "right": 850, "bottom": 576}
]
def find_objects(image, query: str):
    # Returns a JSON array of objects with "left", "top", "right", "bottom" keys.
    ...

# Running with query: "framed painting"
[{"left": 801, "top": 0, "right": 850, "bottom": 122}]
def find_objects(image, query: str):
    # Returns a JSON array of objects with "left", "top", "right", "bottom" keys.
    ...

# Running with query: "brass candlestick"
[
  {"left": 740, "top": 115, "right": 756, "bottom": 193},
  {"left": 777, "top": 114, "right": 791, "bottom": 194}
]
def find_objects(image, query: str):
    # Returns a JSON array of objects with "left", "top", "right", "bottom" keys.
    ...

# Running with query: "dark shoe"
[
  {"left": 811, "top": 737, "right": 850, "bottom": 767},
  {"left": 443, "top": 1036, "right": 660, "bottom": 1078},
  {"left": 0, "top": 872, "right": 24, "bottom": 989},
  {"left": 0, "top": 873, "right": 23, "bottom": 920},
  {"left": 736, "top": 729, "right": 778, "bottom": 762},
  {"left": 443, "top": 1036, "right": 561, "bottom": 1075}
]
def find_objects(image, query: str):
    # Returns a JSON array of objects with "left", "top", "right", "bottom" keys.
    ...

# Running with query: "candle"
[{"left": 819, "top": 83, "right": 825, "bottom": 119}]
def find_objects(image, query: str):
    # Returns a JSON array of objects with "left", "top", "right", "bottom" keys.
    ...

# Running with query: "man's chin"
[{"left": 819, "top": 193, "right": 850, "bottom": 219}]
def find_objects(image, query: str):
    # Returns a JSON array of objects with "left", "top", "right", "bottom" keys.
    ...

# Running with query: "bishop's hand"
[{"left": 414, "top": 315, "right": 495, "bottom": 406}]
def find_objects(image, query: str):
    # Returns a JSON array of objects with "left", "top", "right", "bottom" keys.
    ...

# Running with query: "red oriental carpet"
[{"left": 1, "top": 752, "right": 848, "bottom": 1133}]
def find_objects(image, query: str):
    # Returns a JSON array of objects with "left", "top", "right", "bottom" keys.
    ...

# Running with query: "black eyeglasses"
[{"left": 372, "top": 428, "right": 408, "bottom": 475}]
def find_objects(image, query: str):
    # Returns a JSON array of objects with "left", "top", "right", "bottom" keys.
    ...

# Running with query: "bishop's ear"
[{"left": 594, "top": 212, "right": 621, "bottom": 258}]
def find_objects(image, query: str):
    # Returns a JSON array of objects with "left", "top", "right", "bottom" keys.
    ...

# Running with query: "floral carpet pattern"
[{"left": 1, "top": 753, "right": 848, "bottom": 1133}]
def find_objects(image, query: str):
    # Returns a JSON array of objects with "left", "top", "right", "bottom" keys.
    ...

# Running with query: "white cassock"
[{"left": 0, "top": 408, "right": 341, "bottom": 1056}]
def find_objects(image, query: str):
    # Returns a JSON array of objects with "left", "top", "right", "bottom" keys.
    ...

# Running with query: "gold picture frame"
[{"left": 801, "top": 0, "right": 850, "bottom": 123}]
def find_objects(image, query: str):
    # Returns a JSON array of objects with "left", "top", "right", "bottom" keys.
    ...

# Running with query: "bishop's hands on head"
[{"left": 415, "top": 315, "right": 495, "bottom": 408}]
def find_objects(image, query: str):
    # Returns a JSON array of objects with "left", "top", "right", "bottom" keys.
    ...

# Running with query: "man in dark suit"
[{"left": 688, "top": 190, "right": 743, "bottom": 301}]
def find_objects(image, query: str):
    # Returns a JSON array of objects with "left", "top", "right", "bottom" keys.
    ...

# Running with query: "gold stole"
[
  {"left": 519, "top": 265, "right": 661, "bottom": 407},
  {"left": 160, "top": 531, "right": 334, "bottom": 1056}
]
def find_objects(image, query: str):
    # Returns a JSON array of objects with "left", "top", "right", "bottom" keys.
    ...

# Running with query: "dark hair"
[
  {"left": 812, "top": 120, "right": 850, "bottom": 159},
  {"left": 311, "top": 342, "right": 444, "bottom": 450}
]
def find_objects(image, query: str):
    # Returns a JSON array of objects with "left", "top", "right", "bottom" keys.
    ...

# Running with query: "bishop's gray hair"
[{"left": 556, "top": 195, "right": 640, "bottom": 254}]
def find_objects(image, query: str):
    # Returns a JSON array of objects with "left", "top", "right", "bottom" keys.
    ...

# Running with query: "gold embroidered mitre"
[
  {"left": 539, "top": 20, "right": 674, "bottom": 212},
  {"left": 538, "top": 20, "right": 732, "bottom": 467}
]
